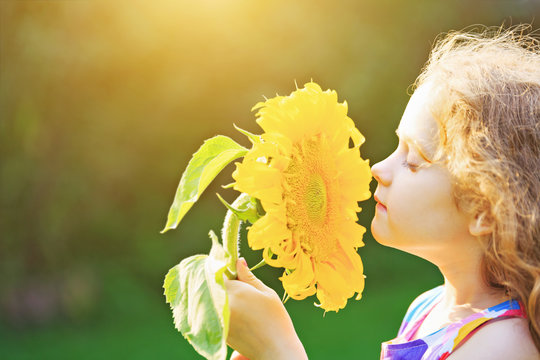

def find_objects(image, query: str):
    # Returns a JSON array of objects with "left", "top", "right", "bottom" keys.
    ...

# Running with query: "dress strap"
[{"left": 447, "top": 300, "right": 527, "bottom": 354}]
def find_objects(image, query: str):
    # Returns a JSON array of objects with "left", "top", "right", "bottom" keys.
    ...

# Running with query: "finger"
[
  {"left": 224, "top": 277, "right": 250, "bottom": 294},
  {"left": 230, "top": 350, "right": 250, "bottom": 360},
  {"left": 236, "top": 258, "right": 269, "bottom": 293}
]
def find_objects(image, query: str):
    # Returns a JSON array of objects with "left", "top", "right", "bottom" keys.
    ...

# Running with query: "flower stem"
[{"left": 222, "top": 193, "right": 251, "bottom": 279}]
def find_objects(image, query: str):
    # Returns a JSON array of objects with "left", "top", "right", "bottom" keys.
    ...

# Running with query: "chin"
[
  {"left": 371, "top": 218, "right": 405, "bottom": 250},
  {"left": 371, "top": 219, "right": 390, "bottom": 246}
]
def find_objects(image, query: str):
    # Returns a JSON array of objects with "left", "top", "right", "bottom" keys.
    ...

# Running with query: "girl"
[{"left": 225, "top": 26, "right": 540, "bottom": 359}]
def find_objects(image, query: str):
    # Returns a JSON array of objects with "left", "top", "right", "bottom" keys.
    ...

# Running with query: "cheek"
[{"left": 375, "top": 169, "right": 466, "bottom": 248}]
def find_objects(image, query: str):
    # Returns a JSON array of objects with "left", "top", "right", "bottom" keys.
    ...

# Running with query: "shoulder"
[
  {"left": 398, "top": 285, "right": 444, "bottom": 334},
  {"left": 403, "top": 285, "right": 444, "bottom": 319},
  {"left": 449, "top": 317, "right": 539, "bottom": 360}
]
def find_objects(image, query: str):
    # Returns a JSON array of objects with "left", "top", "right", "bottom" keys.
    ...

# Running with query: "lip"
[{"left": 374, "top": 194, "right": 387, "bottom": 212}]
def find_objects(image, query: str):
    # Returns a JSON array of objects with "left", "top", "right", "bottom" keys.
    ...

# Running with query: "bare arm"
[{"left": 225, "top": 259, "right": 309, "bottom": 360}]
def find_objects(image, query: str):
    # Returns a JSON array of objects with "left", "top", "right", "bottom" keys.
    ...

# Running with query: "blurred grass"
[
  {"left": 0, "top": 0, "right": 538, "bottom": 359},
  {"left": 0, "top": 218, "right": 443, "bottom": 359}
]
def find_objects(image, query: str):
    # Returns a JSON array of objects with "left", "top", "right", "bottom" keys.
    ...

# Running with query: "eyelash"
[{"left": 402, "top": 160, "right": 418, "bottom": 171}]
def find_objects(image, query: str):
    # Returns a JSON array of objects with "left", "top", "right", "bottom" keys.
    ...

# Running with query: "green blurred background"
[{"left": 1, "top": 1, "right": 538, "bottom": 359}]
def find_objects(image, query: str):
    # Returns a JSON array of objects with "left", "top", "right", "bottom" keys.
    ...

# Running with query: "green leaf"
[
  {"left": 233, "top": 124, "right": 262, "bottom": 145},
  {"left": 216, "top": 192, "right": 261, "bottom": 224},
  {"left": 163, "top": 233, "right": 231, "bottom": 360},
  {"left": 161, "top": 136, "right": 248, "bottom": 233}
]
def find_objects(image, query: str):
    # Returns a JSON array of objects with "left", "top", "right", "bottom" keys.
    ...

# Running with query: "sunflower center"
[
  {"left": 283, "top": 134, "right": 337, "bottom": 259},
  {"left": 304, "top": 173, "right": 327, "bottom": 223}
]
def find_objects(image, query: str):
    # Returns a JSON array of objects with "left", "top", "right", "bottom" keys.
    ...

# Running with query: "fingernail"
[{"left": 240, "top": 257, "right": 247, "bottom": 267}]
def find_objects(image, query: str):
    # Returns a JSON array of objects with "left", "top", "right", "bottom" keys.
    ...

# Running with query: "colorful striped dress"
[{"left": 380, "top": 285, "right": 527, "bottom": 360}]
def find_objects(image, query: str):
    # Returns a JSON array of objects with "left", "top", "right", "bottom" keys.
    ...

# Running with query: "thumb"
[{"left": 236, "top": 258, "right": 268, "bottom": 292}]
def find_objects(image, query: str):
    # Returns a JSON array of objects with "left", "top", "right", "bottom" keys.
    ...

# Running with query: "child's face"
[{"left": 370, "top": 84, "right": 473, "bottom": 262}]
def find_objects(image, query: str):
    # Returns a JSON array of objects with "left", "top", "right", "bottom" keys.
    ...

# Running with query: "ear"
[{"left": 468, "top": 213, "right": 494, "bottom": 237}]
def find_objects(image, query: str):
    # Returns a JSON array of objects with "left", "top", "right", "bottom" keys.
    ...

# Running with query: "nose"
[{"left": 371, "top": 157, "right": 392, "bottom": 187}]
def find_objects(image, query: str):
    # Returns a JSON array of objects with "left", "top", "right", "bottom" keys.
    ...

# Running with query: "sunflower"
[{"left": 232, "top": 82, "right": 372, "bottom": 312}]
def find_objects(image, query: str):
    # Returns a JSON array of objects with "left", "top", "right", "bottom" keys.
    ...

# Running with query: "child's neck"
[
  {"left": 438, "top": 255, "right": 508, "bottom": 310},
  {"left": 410, "top": 252, "right": 508, "bottom": 341}
]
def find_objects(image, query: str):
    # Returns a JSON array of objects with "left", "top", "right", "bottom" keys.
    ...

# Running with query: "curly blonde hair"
[{"left": 414, "top": 25, "right": 540, "bottom": 349}]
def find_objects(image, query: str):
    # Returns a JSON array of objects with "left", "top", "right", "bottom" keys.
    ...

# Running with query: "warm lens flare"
[{"left": 232, "top": 82, "right": 372, "bottom": 311}]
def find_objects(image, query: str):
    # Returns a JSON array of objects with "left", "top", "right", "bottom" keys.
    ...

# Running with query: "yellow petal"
[
  {"left": 315, "top": 285, "right": 347, "bottom": 312},
  {"left": 248, "top": 214, "right": 290, "bottom": 250},
  {"left": 281, "top": 253, "right": 316, "bottom": 300},
  {"left": 338, "top": 222, "right": 367, "bottom": 248}
]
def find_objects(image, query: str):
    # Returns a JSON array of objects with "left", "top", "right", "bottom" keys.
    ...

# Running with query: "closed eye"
[{"left": 402, "top": 160, "right": 418, "bottom": 172}]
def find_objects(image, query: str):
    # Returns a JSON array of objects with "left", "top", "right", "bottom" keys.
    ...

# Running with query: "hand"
[{"left": 225, "top": 259, "right": 308, "bottom": 360}]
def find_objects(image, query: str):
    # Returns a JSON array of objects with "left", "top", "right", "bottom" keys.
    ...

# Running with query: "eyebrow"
[{"left": 395, "top": 129, "right": 432, "bottom": 163}]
